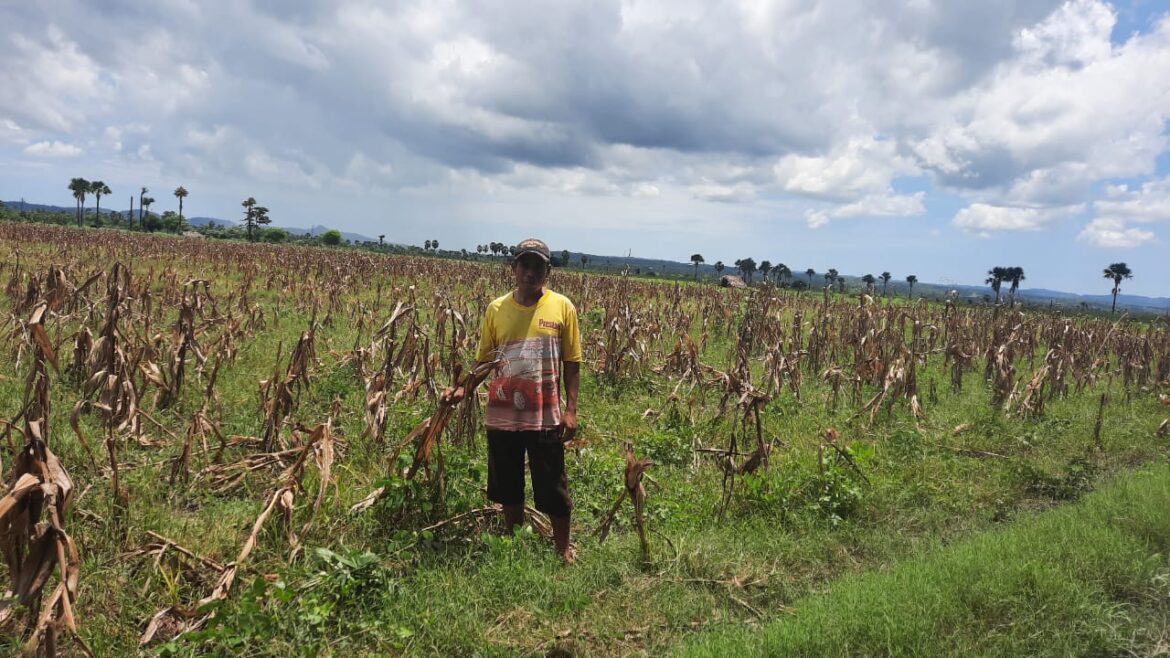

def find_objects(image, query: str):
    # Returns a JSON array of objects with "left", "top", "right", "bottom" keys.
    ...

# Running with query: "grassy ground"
[
  {"left": 680, "top": 463, "right": 1170, "bottom": 657},
  {"left": 0, "top": 225, "right": 1168, "bottom": 656}
]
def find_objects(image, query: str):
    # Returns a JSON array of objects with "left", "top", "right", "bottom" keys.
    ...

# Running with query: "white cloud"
[
  {"left": 1075, "top": 176, "right": 1170, "bottom": 248},
  {"left": 23, "top": 141, "right": 82, "bottom": 157},
  {"left": 1093, "top": 177, "right": 1170, "bottom": 224},
  {"left": 342, "top": 153, "right": 396, "bottom": 188},
  {"left": 1077, "top": 217, "right": 1157, "bottom": 247},
  {"left": 774, "top": 135, "right": 916, "bottom": 199},
  {"left": 914, "top": 0, "right": 1170, "bottom": 204},
  {"left": 953, "top": 202, "right": 1083, "bottom": 233},
  {"left": 244, "top": 150, "right": 323, "bottom": 190},
  {"left": 0, "top": 118, "right": 26, "bottom": 144},
  {"left": 834, "top": 192, "right": 926, "bottom": 219},
  {"left": 688, "top": 182, "right": 756, "bottom": 203},
  {"left": 803, "top": 191, "right": 925, "bottom": 228},
  {"left": 805, "top": 209, "right": 830, "bottom": 229},
  {"left": 0, "top": 25, "right": 110, "bottom": 132}
]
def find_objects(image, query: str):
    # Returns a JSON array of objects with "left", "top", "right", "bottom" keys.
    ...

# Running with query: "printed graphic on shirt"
[{"left": 484, "top": 336, "right": 563, "bottom": 430}]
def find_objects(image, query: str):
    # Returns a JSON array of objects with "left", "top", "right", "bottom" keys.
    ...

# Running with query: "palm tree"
[
  {"left": 242, "top": 197, "right": 258, "bottom": 241},
  {"left": 738, "top": 258, "right": 757, "bottom": 284},
  {"left": 861, "top": 273, "right": 877, "bottom": 295},
  {"left": 1103, "top": 262, "right": 1133, "bottom": 314},
  {"left": 141, "top": 195, "right": 156, "bottom": 229},
  {"left": 986, "top": 266, "right": 1007, "bottom": 304},
  {"left": 378, "top": 235, "right": 385, "bottom": 247},
  {"left": 775, "top": 263, "right": 791, "bottom": 286},
  {"left": 805, "top": 268, "right": 816, "bottom": 288},
  {"left": 90, "top": 180, "right": 111, "bottom": 226},
  {"left": 905, "top": 274, "right": 918, "bottom": 299},
  {"left": 826, "top": 268, "right": 839, "bottom": 290},
  {"left": 880, "top": 271, "right": 892, "bottom": 297},
  {"left": 580, "top": 255, "right": 589, "bottom": 268},
  {"left": 759, "top": 260, "right": 772, "bottom": 283},
  {"left": 714, "top": 261, "right": 725, "bottom": 276},
  {"left": 1006, "top": 266, "right": 1025, "bottom": 304},
  {"left": 690, "top": 253, "right": 704, "bottom": 280},
  {"left": 432, "top": 239, "right": 439, "bottom": 251},
  {"left": 174, "top": 186, "right": 189, "bottom": 233},
  {"left": 424, "top": 239, "right": 432, "bottom": 250},
  {"left": 139, "top": 187, "right": 150, "bottom": 230},
  {"left": 68, "top": 178, "right": 90, "bottom": 226}
]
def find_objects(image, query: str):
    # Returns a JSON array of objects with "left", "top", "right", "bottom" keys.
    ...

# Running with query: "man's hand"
[
  {"left": 440, "top": 386, "right": 466, "bottom": 406},
  {"left": 560, "top": 408, "right": 577, "bottom": 443}
]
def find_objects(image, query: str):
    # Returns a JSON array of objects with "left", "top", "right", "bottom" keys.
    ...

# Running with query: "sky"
[{"left": 2, "top": 0, "right": 1169, "bottom": 297}]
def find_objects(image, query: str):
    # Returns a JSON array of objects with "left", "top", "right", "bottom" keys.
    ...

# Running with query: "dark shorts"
[{"left": 486, "top": 429, "right": 572, "bottom": 518}]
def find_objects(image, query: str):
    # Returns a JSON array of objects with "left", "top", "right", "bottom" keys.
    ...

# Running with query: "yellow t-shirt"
[{"left": 475, "top": 289, "right": 582, "bottom": 431}]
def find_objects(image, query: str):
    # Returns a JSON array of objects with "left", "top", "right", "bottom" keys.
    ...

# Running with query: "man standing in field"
[{"left": 445, "top": 238, "right": 582, "bottom": 563}]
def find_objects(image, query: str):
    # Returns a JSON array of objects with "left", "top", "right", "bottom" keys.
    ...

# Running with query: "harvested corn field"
[{"left": 1, "top": 222, "right": 1169, "bottom": 656}]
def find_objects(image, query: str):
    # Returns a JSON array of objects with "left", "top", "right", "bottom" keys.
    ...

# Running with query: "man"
[{"left": 444, "top": 238, "right": 582, "bottom": 563}]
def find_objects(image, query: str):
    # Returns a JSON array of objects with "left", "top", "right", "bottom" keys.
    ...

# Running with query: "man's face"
[{"left": 512, "top": 254, "right": 549, "bottom": 291}]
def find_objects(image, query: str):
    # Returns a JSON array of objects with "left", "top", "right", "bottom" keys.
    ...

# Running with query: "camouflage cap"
[{"left": 513, "top": 238, "right": 551, "bottom": 262}]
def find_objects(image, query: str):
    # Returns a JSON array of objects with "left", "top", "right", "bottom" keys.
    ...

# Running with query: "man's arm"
[{"left": 560, "top": 361, "right": 580, "bottom": 441}]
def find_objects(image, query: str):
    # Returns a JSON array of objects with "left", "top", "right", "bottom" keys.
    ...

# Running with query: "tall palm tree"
[
  {"left": 68, "top": 178, "right": 90, "bottom": 227},
  {"left": 1103, "top": 262, "right": 1133, "bottom": 314},
  {"left": 775, "top": 263, "right": 791, "bottom": 286},
  {"left": 905, "top": 274, "right": 918, "bottom": 299},
  {"left": 139, "top": 187, "right": 150, "bottom": 230},
  {"left": 90, "top": 180, "right": 111, "bottom": 226},
  {"left": 378, "top": 235, "right": 385, "bottom": 247},
  {"left": 141, "top": 195, "right": 156, "bottom": 229},
  {"left": 173, "top": 186, "right": 189, "bottom": 233},
  {"left": 738, "top": 257, "right": 757, "bottom": 284},
  {"left": 1003, "top": 266, "right": 1025, "bottom": 304},
  {"left": 880, "top": 271, "right": 892, "bottom": 297},
  {"left": 425, "top": 239, "right": 432, "bottom": 250},
  {"left": 805, "top": 268, "right": 816, "bottom": 288},
  {"left": 714, "top": 261, "right": 725, "bottom": 276},
  {"left": 986, "top": 266, "right": 1007, "bottom": 304},
  {"left": 861, "top": 273, "right": 877, "bottom": 295},
  {"left": 759, "top": 260, "right": 772, "bottom": 283},
  {"left": 825, "top": 268, "right": 839, "bottom": 290},
  {"left": 690, "top": 253, "right": 704, "bottom": 280},
  {"left": 242, "top": 197, "right": 258, "bottom": 241}
]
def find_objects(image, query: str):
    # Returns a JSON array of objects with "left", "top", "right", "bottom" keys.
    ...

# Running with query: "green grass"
[{"left": 680, "top": 463, "right": 1170, "bottom": 657}]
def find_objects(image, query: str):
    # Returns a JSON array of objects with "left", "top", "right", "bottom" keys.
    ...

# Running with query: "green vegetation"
[{"left": 682, "top": 463, "right": 1170, "bottom": 657}]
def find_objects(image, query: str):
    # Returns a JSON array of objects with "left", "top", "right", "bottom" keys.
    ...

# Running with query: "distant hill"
[
  {"left": 278, "top": 224, "right": 375, "bottom": 244},
  {"left": 187, "top": 216, "right": 236, "bottom": 227}
]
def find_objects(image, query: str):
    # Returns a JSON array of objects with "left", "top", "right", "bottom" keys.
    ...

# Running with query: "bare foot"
[{"left": 560, "top": 546, "right": 577, "bottom": 566}]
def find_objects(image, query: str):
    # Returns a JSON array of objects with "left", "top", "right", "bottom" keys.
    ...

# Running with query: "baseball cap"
[{"left": 513, "top": 238, "right": 551, "bottom": 262}]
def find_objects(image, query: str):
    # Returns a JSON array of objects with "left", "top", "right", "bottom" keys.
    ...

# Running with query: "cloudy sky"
[{"left": 2, "top": 0, "right": 1168, "bottom": 297}]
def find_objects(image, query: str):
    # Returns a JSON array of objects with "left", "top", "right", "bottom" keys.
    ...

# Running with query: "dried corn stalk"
[
  {"left": 595, "top": 444, "right": 655, "bottom": 562},
  {"left": 0, "top": 311, "right": 90, "bottom": 656}
]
